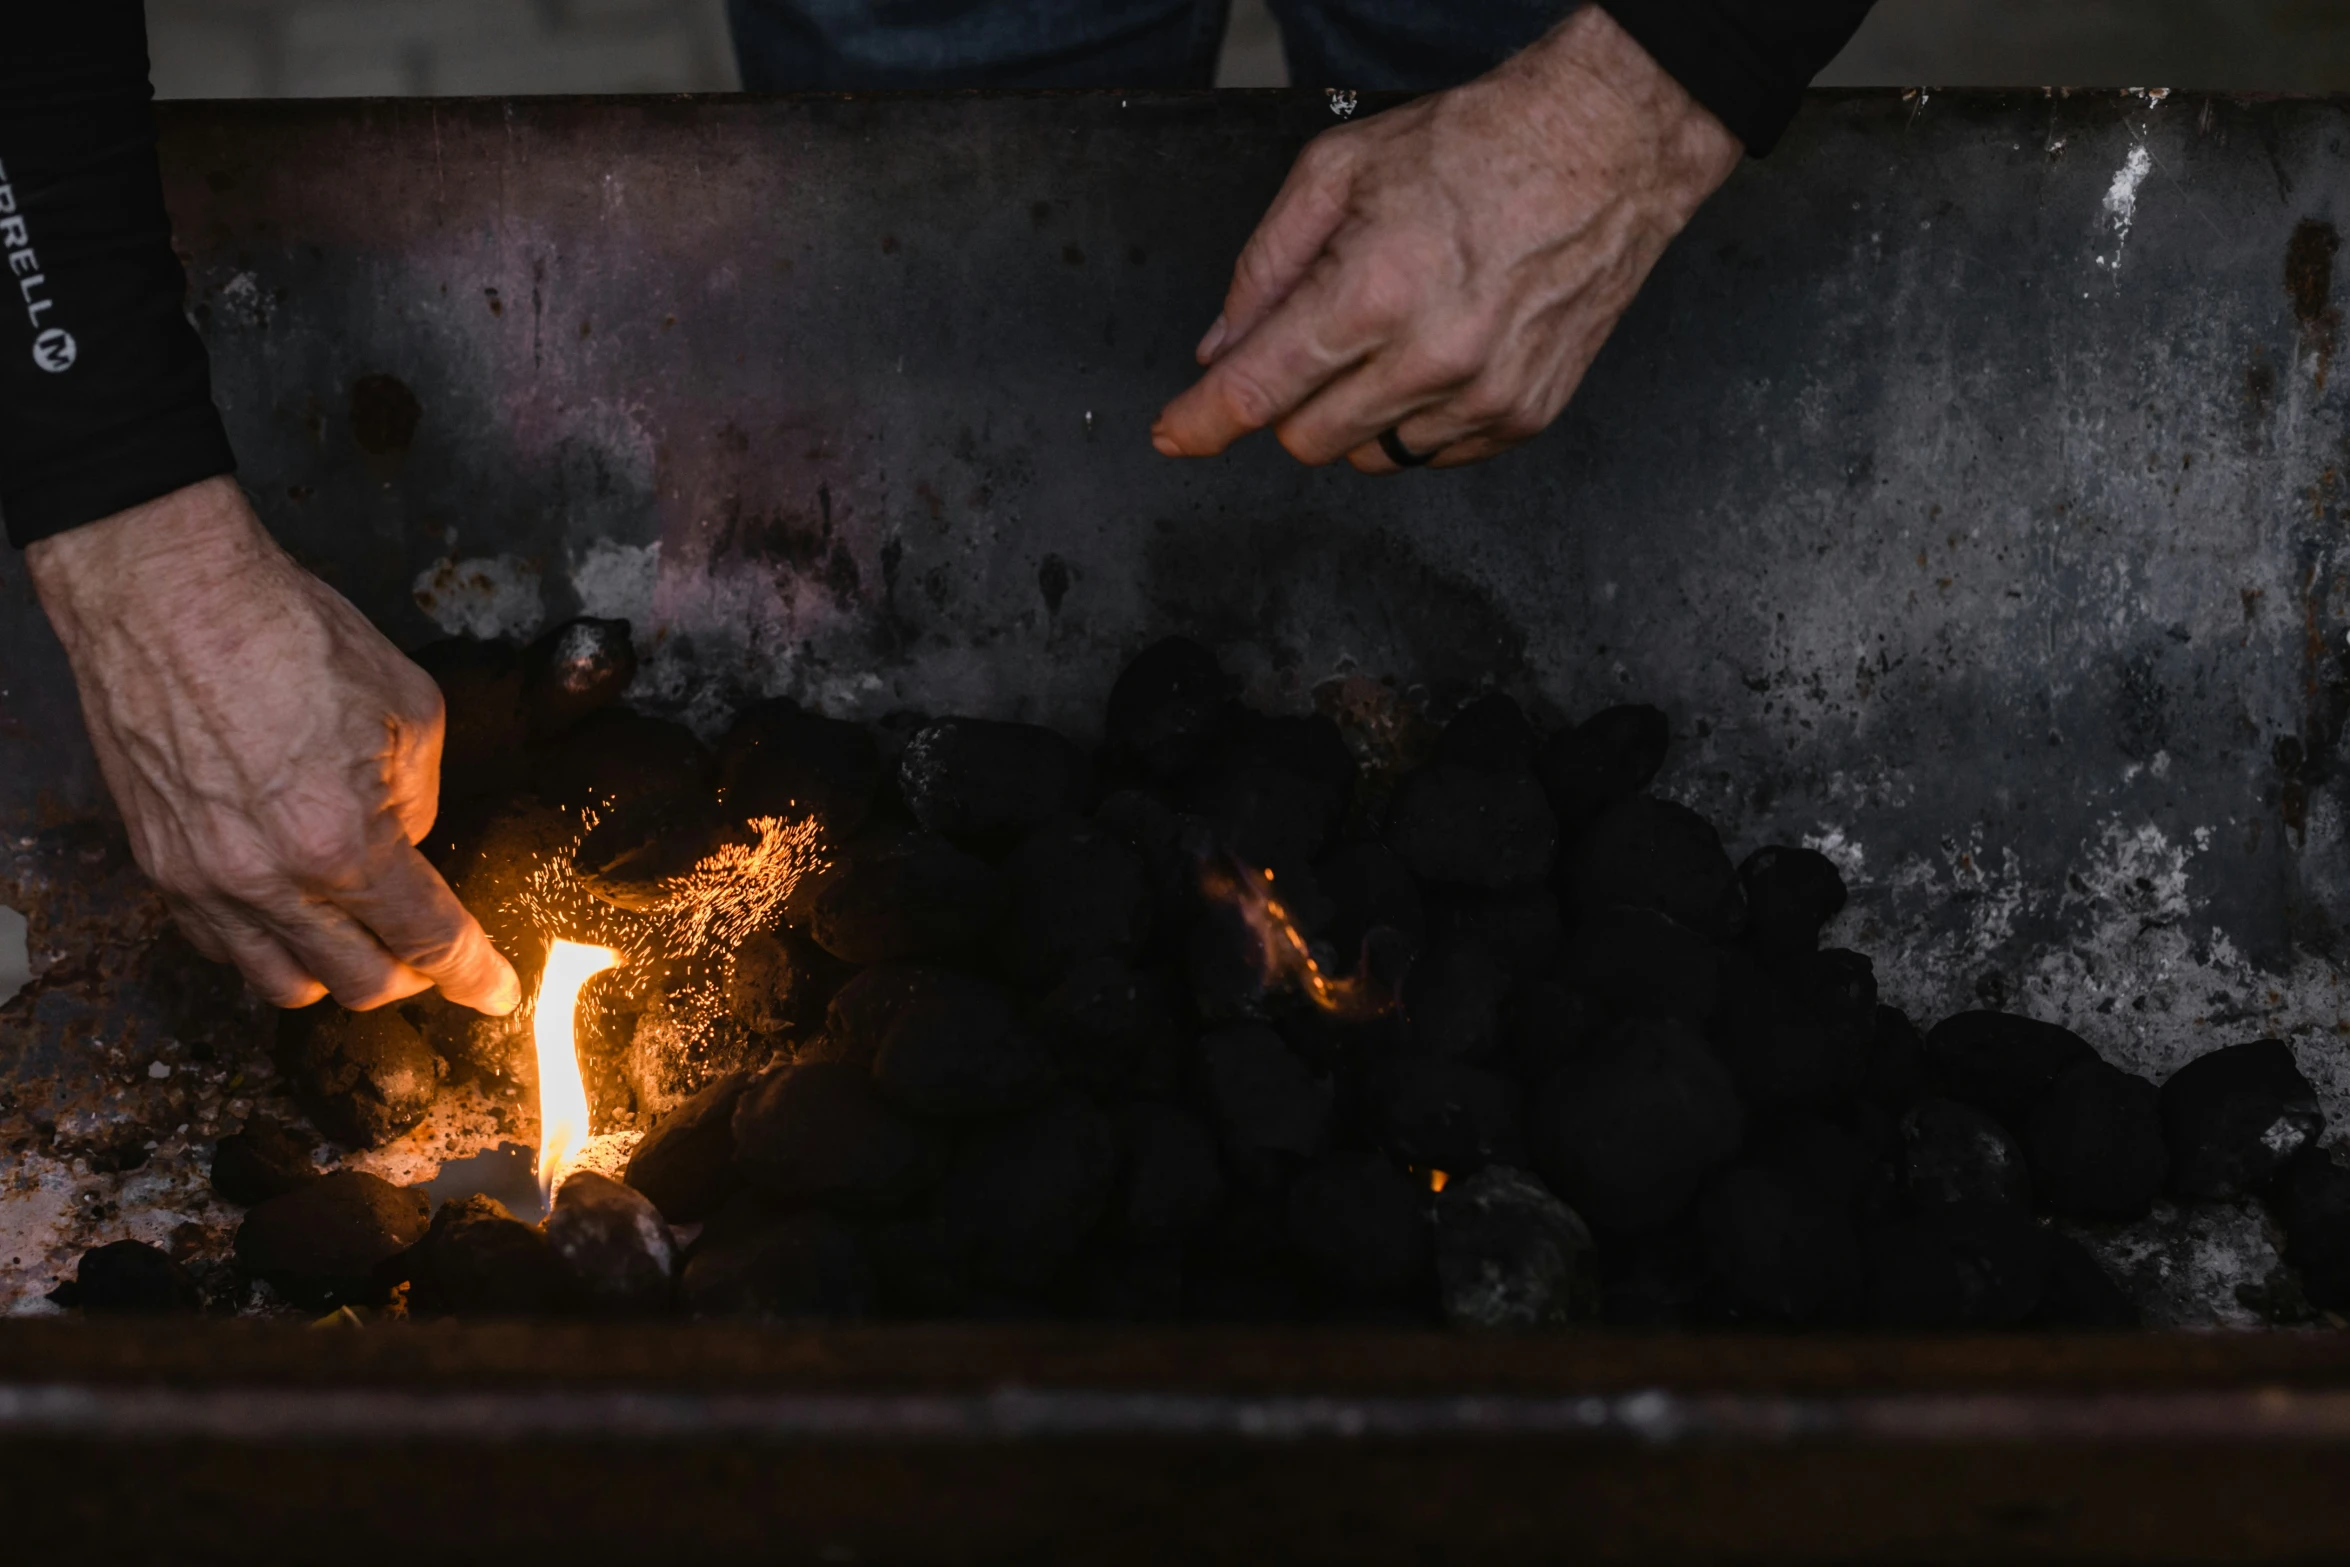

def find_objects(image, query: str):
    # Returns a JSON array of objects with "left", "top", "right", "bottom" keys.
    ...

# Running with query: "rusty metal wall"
[{"left": 2, "top": 90, "right": 2348, "bottom": 1257}]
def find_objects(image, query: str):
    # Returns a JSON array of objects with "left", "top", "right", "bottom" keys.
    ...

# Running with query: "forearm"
[{"left": 1595, "top": 0, "right": 1878, "bottom": 155}]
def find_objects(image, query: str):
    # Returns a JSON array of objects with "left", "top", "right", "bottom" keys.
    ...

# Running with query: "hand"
[
  {"left": 27, "top": 476, "right": 520, "bottom": 1015},
  {"left": 1152, "top": 5, "right": 1740, "bottom": 472}
]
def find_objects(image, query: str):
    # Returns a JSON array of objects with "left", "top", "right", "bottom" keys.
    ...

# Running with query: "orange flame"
[
  {"left": 534, "top": 938, "right": 618, "bottom": 1204},
  {"left": 1199, "top": 858, "right": 1396, "bottom": 1020}
]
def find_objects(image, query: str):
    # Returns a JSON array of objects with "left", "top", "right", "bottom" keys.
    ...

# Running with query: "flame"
[
  {"left": 1429, "top": 1169, "right": 1449, "bottom": 1193},
  {"left": 1199, "top": 857, "right": 1396, "bottom": 1020},
  {"left": 534, "top": 938, "right": 618, "bottom": 1204}
]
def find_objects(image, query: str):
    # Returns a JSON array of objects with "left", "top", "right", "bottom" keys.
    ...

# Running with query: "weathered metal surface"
[
  {"left": 2, "top": 89, "right": 2350, "bottom": 1318},
  {"left": 5, "top": 1322, "right": 2350, "bottom": 1561}
]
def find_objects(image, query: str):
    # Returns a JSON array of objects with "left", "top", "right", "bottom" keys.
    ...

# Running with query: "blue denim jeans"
[{"left": 726, "top": 0, "right": 1577, "bottom": 91}]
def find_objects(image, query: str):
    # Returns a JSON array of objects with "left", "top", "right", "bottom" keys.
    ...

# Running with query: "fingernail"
[
  {"left": 1196, "top": 314, "right": 1228, "bottom": 363},
  {"left": 487, "top": 969, "right": 522, "bottom": 1016},
  {"left": 1153, "top": 432, "right": 1183, "bottom": 457}
]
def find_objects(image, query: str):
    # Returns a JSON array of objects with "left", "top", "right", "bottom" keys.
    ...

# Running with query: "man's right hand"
[{"left": 26, "top": 475, "right": 520, "bottom": 1016}]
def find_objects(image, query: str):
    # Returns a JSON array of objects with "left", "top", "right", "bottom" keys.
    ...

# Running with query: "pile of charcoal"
[{"left": 49, "top": 622, "right": 2350, "bottom": 1329}]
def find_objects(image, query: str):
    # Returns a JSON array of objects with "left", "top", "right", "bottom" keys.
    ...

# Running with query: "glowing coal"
[{"left": 1198, "top": 856, "right": 1397, "bottom": 1021}]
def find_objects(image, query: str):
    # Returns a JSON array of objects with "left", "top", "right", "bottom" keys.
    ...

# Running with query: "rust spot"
[
  {"left": 2286, "top": 218, "right": 2340, "bottom": 387},
  {"left": 577, "top": 317, "right": 592, "bottom": 339},
  {"left": 349, "top": 373, "right": 421, "bottom": 479},
  {"left": 484, "top": 286, "right": 503, "bottom": 317}
]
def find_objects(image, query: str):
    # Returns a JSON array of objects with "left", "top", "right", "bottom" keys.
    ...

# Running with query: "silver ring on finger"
[{"left": 1377, "top": 427, "right": 1439, "bottom": 469}]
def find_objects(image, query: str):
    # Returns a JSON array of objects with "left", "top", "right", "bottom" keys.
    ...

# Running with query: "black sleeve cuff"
[
  {"left": 1597, "top": 0, "right": 1877, "bottom": 156},
  {"left": 3, "top": 401, "right": 234, "bottom": 548}
]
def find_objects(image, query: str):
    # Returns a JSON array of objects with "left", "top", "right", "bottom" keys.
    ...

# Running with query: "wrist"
[
  {"left": 1524, "top": 6, "right": 1743, "bottom": 218},
  {"left": 26, "top": 477, "right": 277, "bottom": 651}
]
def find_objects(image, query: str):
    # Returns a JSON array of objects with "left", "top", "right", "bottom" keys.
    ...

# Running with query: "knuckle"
[
  {"left": 1216, "top": 368, "right": 1283, "bottom": 431},
  {"left": 1342, "top": 253, "right": 1420, "bottom": 328}
]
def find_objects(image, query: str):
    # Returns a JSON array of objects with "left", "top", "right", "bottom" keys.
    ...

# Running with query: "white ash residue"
[{"left": 2060, "top": 1199, "right": 2280, "bottom": 1331}]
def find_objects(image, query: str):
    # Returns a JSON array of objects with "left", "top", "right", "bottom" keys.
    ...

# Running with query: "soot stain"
[
  {"left": 2286, "top": 218, "right": 2340, "bottom": 386},
  {"left": 1037, "top": 555, "right": 1072, "bottom": 615},
  {"left": 348, "top": 373, "right": 421, "bottom": 479}
]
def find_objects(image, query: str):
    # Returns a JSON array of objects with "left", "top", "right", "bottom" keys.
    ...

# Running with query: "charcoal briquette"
[
  {"left": 426, "top": 794, "right": 574, "bottom": 986},
  {"left": 1186, "top": 900, "right": 1278, "bottom": 1025},
  {"left": 275, "top": 1000, "right": 440, "bottom": 1149},
  {"left": 1437, "top": 692, "right": 1540, "bottom": 774},
  {"left": 1560, "top": 904, "right": 1716, "bottom": 1024},
  {"left": 1194, "top": 1023, "right": 1335, "bottom": 1190},
  {"left": 233, "top": 1169, "right": 429, "bottom": 1311},
  {"left": 1600, "top": 1216, "right": 1716, "bottom": 1327},
  {"left": 1185, "top": 1196, "right": 1308, "bottom": 1322},
  {"left": 1363, "top": 1053, "right": 1525, "bottom": 1175},
  {"left": 1536, "top": 703, "right": 1668, "bottom": 827},
  {"left": 731, "top": 1060, "right": 948, "bottom": 1211},
  {"left": 713, "top": 696, "right": 882, "bottom": 837},
  {"left": 2025, "top": 1059, "right": 2168, "bottom": 1221},
  {"left": 546, "top": 1171, "right": 676, "bottom": 1316},
  {"left": 406, "top": 1193, "right": 567, "bottom": 1317},
  {"left": 530, "top": 707, "right": 710, "bottom": 811},
  {"left": 1315, "top": 840, "right": 1427, "bottom": 968},
  {"left": 727, "top": 928, "right": 838, "bottom": 1038},
  {"left": 1181, "top": 710, "right": 1356, "bottom": 867},
  {"left": 934, "top": 1093, "right": 1120, "bottom": 1291},
  {"left": 1285, "top": 1150, "right": 1433, "bottom": 1307},
  {"left": 1709, "top": 947, "right": 1874, "bottom": 1115},
  {"left": 2157, "top": 1038, "right": 2325, "bottom": 1200},
  {"left": 1383, "top": 760, "right": 1558, "bottom": 890},
  {"left": 1104, "top": 635, "right": 1231, "bottom": 779},
  {"left": 410, "top": 637, "right": 528, "bottom": 801},
  {"left": 1402, "top": 939, "right": 1510, "bottom": 1060},
  {"left": 2265, "top": 1144, "right": 2350, "bottom": 1311},
  {"left": 1089, "top": 787, "right": 1202, "bottom": 927},
  {"left": 1077, "top": 1243, "right": 1188, "bottom": 1322},
  {"left": 1564, "top": 795, "right": 1742, "bottom": 938},
  {"left": 1737, "top": 844, "right": 1848, "bottom": 956},
  {"left": 808, "top": 832, "right": 1003, "bottom": 964},
  {"left": 1898, "top": 1097, "right": 2032, "bottom": 1211},
  {"left": 521, "top": 616, "right": 638, "bottom": 740},
  {"left": 1030, "top": 957, "right": 1186, "bottom": 1098},
  {"left": 625, "top": 1068, "right": 751, "bottom": 1222},
  {"left": 1698, "top": 1162, "right": 1863, "bottom": 1324},
  {"left": 681, "top": 1201, "right": 875, "bottom": 1320},
  {"left": 2030, "top": 1232, "right": 2139, "bottom": 1328},
  {"left": 899, "top": 717, "right": 1092, "bottom": 839},
  {"left": 870, "top": 969, "right": 1058, "bottom": 1119},
  {"left": 1751, "top": 1111, "right": 1893, "bottom": 1225},
  {"left": 1499, "top": 976, "right": 1595, "bottom": 1092},
  {"left": 1923, "top": 1010, "right": 2098, "bottom": 1134},
  {"left": 1860, "top": 1004, "right": 1928, "bottom": 1113},
  {"left": 1422, "top": 885, "right": 1565, "bottom": 974},
  {"left": 209, "top": 1116, "right": 320, "bottom": 1206},
  {"left": 822, "top": 963, "right": 941, "bottom": 1070},
  {"left": 1109, "top": 1099, "right": 1226, "bottom": 1236},
  {"left": 1530, "top": 1017, "right": 1744, "bottom": 1234},
  {"left": 1862, "top": 1201, "right": 2048, "bottom": 1330},
  {"left": 1432, "top": 1163, "right": 1600, "bottom": 1330},
  {"left": 574, "top": 793, "right": 757, "bottom": 912},
  {"left": 68, "top": 1239, "right": 200, "bottom": 1315},
  {"left": 993, "top": 816, "right": 1152, "bottom": 986}
]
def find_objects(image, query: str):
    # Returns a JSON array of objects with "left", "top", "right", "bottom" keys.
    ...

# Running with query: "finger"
[
  {"left": 194, "top": 900, "right": 330, "bottom": 1009},
  {"left": 162, "top": 894, "right": 235, "bottom": 964},
  {"left": 255, "top": 890, "right": 438, "bottom": 1012},
  {"left": 335, "top": 844, "right": 522, "bottom": 1016},
  {"left": 1200, "top": 134, "right": 1360, "bottom": 364},
  {"left": 1154, "top": 258, "right": 1381, "bottom": 459},
  {"left": 1270, "top": 333, "right": 1481, "bottom": 467}
]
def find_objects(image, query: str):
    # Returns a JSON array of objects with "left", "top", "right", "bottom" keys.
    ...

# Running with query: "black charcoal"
[
  {"left": 862, "top": 1212, "right": 976, "bottom": 1316},
  {"left": 1737, "top": 844, "right": 1848, "bottom": 956},
  {"left": 1183, "top": 710, "right": 1356, "bottom": 867},
  {"left": 1109, "top": 1100, "right": 1225, "bottom": 1236},
  {"left": 530, "top": 707, "right": 710, "bottom": 810},
  {"left": 1030, "top": 958, "right": 1185, "bottom": 1098},
  {"left": 1499, "top": 977, "right": 1595, "bottom": 1092},
  {"left": 899, "top": 717, "right": 1091, "bottom": 838},
  {"left": 2026, "top": 1059, "right": 2168, "bottom": 1221},
  {"left": 210, "top": 1116, "right": 319, "bottom": 1206},
  {"left": 1090, "top": 787, "right": 1200, "bottom": 926},
  {"left": 1536, "top": 703, "right": 1668, "bottom": 826},
  {"left": 1863, "top": 1202, "right": 2048, "bottom": 1330},
  {"left": 1422, "top": 885, "right": 1565, "bottom": 974},
  {"left": 547, "top": 1171, "right": 676, "bottom": 1316},
  {"left": 822, "top": 963, "right": 941, "bottom": 1069},
  {"left": 1860, "top": 1004, "right": 1928, "bottom": 1113},
  {"left": 731, "top": 1061, "right": 947, "bottom": 1211},
  {"left": 1530, "top": 1018, "right": 1744, "bottom": 1234},
  {"left": 1899, "top": 1097, "right": 2032, "bottom": 1211},
  {"left": 276, "top": 1001, "right": 439, "bottom": 1149},
  {"left": 1924, "top": 1010, "right": 2098, "bottom": 1133},
  {"left": 2266, "top": 1144, "right": 2350, "bottom": 1311},
  {"left": 714, "top": 697, "right": 881, "bottom": 837},
  {"left": 1105, "top": 636, "right": 1230, "bottom": 778},
  {"left": 2030, "top": 1233, "right": 2138, "bottom": 1328},
  {"left": 1402, "top": 940, "right": 1510, "bottom": 1060},
  {"left": 1186, "top": 901, "right": 1277, "bottom": 1025},
  {"left": 1437, "top": 692, "right": 1539, "bottom": 774},
  {"left": 728, "top": 929, "right": 836, "bottom": 1037},
  {"left": 1560, "top": 905, "right": 1716, "bottom": 1024},
  {"left": 1194, "top": 1023, "right": 1335, "bottom": 1190},
  {"left": 1699, "top": 1162, "right": 1863, "bottom": 1324},
  {"left": 1315, "top": 840, "right": 1427, "bottom": 961},
  {"left": 1433, "top": 1164, "right": 1600, "bottom": 1329},
  {"left": 935, "top": 1093, "right": 1120, "bottom": 1291},
  {"left": 871, "top": 969, "right": 1057, "bottom": 1118},
  {"left": 234, "top": 1170, "right": 429, "bottom": 1310},
  {"left": 427, "top": 795, "right": 574, "bottom": 985},
  {"left": 1564, "top": 795, "right": 1741, "bottom": 938},
  {"left": 410, "top": 637, "right": 528, "bottom": 801},
  {"left": 808, "top": 832, "right": 1003, "bottom": 964},
  {"left": 1363, "top": 1053, "right": 1524, "bottom": 1175},
  {"left": 407, "top": 1193, "right": 566, "bottom": 1317},
  {"left": 1383, "top": 761, "right": 1557, "bottom": 890},
  {"left": 1601, "top": 1218, "right": 1715, "bottom": 1327},
  {"left": 625, "top": 1069, "right": 751, "bottom": 1222},
  {"left": 521, "top": 616, "right": 638, "bottom": 739},
  {"left": 1753, "top": 1112, "right": 1893, "bottom": 1226},
  {"left": 1709, "top": 948, "right": 1875, "bottom": 1115},
  {"left": 574, "top": 793, "right": 757, "bottom": 911},
  {"left": 1078, "top": 1245, "right": 1188, "bottom": 1323},
  {"left": 1286, "top": 1150, "right": 1433, "bottom": 1307},
  {"left": 681, "top": 1203, "right": 875, "bottom": 1319},
  {"left": 993, "top": 817, "right": 1152, "bottom": 986},
  {"left": 69, "top": 1239, "right": 199, "bottom": 1315},
  {"left": 2158, "top": 1038, "right": 2325, "bottom": 1200}
]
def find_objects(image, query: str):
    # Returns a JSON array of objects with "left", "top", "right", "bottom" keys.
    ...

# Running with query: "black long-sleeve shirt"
[{"left": 0, "top": 1, "right": 1871, "bottom": 549}]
